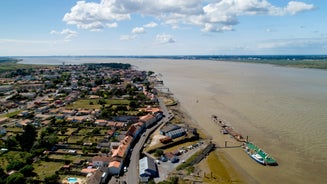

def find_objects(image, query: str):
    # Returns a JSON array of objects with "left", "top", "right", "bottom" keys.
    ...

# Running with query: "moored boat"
[
  {"left": 250, "top": 153, "right": 265, "bottom": 165},
  {"left": 243, "top": 142, "right": 278, "bottom": 166}
]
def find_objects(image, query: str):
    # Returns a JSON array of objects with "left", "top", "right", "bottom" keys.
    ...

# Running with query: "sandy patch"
[{"left": 148, "top": 134, "right": 167, "bottom": 147}]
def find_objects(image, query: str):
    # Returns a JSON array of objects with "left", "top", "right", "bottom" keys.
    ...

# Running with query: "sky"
[{"left": 0, "top": 0, "right": 326, "bottom": 56}]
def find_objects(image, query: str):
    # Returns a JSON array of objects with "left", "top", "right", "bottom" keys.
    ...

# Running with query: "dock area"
[{"left": 211, "top": 115, "right": 246, "bottom": 142}]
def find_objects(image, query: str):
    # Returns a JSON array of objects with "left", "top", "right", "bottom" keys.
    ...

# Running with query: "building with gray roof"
[{"left": 139, "top": 156, "right": 158, "bottom": 180}]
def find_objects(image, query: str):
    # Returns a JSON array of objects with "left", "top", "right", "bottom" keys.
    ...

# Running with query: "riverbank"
[{"left": 165, "top": 103, "right": 247, "bottom": 183}]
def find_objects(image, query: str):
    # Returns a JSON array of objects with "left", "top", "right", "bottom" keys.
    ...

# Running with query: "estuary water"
[{"left": 21, "top": 57, "right": 327, "bottom": 183}]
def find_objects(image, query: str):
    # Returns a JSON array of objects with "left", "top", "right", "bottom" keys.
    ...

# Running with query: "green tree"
[
  {"left": 6, "top": 161, "right": 25, "bottom": 172},
  {"left": 19, "top": 165, "right": 34, "bottom": 177},
  {"left": 25, "top": 177, "right": 39, "bottom": 184},
  {"left": 6, "top": 172, "right": 25, "bottom": 184},
  {"left": 38, "top": 134, "right": 58, "bottom": 150},
  {"left": 18, "top": 124, "right": 37, "bottom": 151},
  {"left": 60, "top": 127, "right": 67, "bottom": 135},
  {"left": 91, "top": 128, "right": 101, "bottom": 135},
  {"left": 5, "top": 137, "right": 18, "bottom": 149},
  {"left": 154, "top": 149, "right": 164, "bottom": 157},
  {"left": 44, "top": 174, "right": 60, "bottom": 184},
  {"left": 169, "top": 176, "right": 179, "bottom": 184},
  {"left": 0, "top": 167, "right": 7, "bottom": 184}
]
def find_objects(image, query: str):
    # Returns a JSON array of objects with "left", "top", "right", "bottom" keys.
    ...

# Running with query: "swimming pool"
[{"left": 67, "top": 177, "right": 77, "bottom": 183}]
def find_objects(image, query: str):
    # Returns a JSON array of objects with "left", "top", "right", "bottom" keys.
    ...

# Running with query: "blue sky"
[{"left": 0, "top": 0, "right": 325, "bottom": 56}]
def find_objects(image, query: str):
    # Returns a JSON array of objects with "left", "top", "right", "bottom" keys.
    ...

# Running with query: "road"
[{"left": 125, "top": 97, "right": 171, "bottom": 184}]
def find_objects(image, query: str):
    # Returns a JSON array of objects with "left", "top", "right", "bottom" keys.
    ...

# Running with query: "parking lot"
[{"left": 154, "top": 141, "right": 207, "bottom": 183}]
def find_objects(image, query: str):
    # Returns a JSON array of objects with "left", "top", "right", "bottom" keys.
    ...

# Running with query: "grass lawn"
[
  {"left": 83, "top": 136, "right": 104, "bottom": 143},
  {"left": 202, "top": 151, "right": 241, "bottom": 184},
  {"left": 67, "top": 136, "right": 84, "bottom": 144},
  {"left": 5, "top": 127, "right": 23, "bottom": 133},
  {"left": 48, "top": 154, "right": 90, "bottom": 163},
  {"left": 65, "top": 99, "right": 130, "bottom": 109},
  {"left": 33, "top": 161, "right": 63, "bottom": 180},
  {"left": 1, "top": 110, "right": 22, "bottom": 118},
  {"left": 66, "top": 128, "right": 78, "bottom": 135},
  {"left": 100, "top": 129, "right": 108, "bottom": 135},
  {"left": 77, "top": 128, "right": 93, "bottom": 136}
]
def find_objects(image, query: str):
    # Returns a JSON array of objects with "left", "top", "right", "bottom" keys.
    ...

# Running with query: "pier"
[{"left": 211, "top": 115, "right": 246, "bottom": 142}]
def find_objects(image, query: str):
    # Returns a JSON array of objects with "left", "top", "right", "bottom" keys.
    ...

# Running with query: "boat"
[
  {"left": 250, "top": 153, "right": 265, "bottom": 165},
  {"left": 243, "top": 142, "right": 278, "bottom": 166}
]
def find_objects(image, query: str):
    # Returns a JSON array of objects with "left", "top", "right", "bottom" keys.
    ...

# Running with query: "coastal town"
[{"left": 0, "top": 61, "right": 215, "bottom": 184}]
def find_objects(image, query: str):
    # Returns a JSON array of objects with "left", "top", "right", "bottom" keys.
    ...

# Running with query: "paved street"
[{"left": 125, "top": 97, "right": 171, "bottom": 184}]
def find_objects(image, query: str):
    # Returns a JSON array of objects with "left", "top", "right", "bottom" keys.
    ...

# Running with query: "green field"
[
  {"left": 48, "top": 154, "right": 90, "bottom": 163},
  {"left": 1, "top": 110, "right": 22, "bottom": 118},
  {"left": 232, "top": 59, "right": 327, "bottom": 70},
  {"left": 65, "top": 99, "right": 130, "bottom": 109},
  {"left": 67, "top": 136, "right": 84, "bottom": 144},
  {"left": 0, "top": 59, "right": 50, "bottom": 74},
  {"left": 33, "top": 161, "right": 63, "bottom": 180},
  {"left": 83, "top": 135, "right": 104, "bottom": 143}
]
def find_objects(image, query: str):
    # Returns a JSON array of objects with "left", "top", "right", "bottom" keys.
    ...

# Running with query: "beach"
[{"left": 21, "top": 57, "right": 327, "bottom": 183}]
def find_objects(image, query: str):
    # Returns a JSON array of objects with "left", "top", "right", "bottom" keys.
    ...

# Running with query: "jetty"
[
  {"left": 212, "top": 115, "right": 277, "bottom": 166},
  {"left": 211, "top": 115, "right": 246, "bottom": 142}
]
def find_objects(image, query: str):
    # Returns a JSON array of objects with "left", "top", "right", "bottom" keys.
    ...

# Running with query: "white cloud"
[
  {"left": 143, "top": 22, "right": 158, "bottom": 28},
  {"left": 63, "top": 1, "right": 130, "bottom": 31},
  {"left": 132, "top": 27, "right": 146, "bottom": 34},
  {"left": 156, "top": 34, "right": 176, "bottom": 44},
  {"left": 284, "top": 1, "right": 315, "bottom": 15},
  {"left": 50, "top": 29, "right": 78, "bottom": 41},
  {"left": 120, "top": 34, "right": 137, "bottom": 41},
  {"left": 106, "top": 22, "right": 118, "bottom": 28},
  {"left": 63, "top": 0, "right": 315, "bottom": 33}
]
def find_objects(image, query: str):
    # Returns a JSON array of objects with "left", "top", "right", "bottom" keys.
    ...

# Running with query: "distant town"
[{"left": 0, "top": 62, "right": 213, "bottom": 184}]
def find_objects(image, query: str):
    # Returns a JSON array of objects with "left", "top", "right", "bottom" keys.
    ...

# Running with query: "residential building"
[
  {"left": 111, "top": 135, "right": 133, "bottom": 159},
  {"left": 92, "top": 156, "right": 111, "bottom": 167},
  {"left": 94, "top": 119, "right": 107, "bottom": 126},
  {"left": 108, "top": 160, "right": 122, "bottom": 175},
  {"left": 140, "top": 114, "right": 156, "bottom": 128}
]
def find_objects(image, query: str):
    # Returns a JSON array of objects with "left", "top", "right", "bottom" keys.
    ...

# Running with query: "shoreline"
[{"left": 174, "top": 102, "right": 256, "bottom": 183}]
